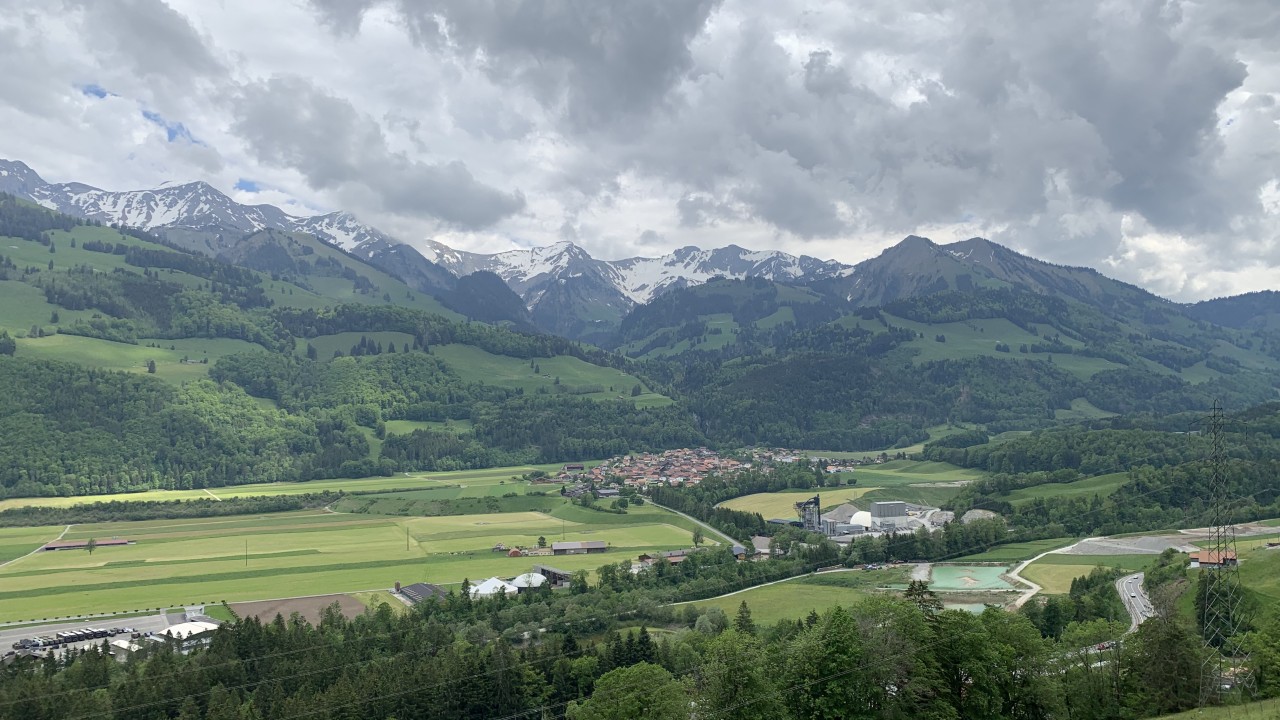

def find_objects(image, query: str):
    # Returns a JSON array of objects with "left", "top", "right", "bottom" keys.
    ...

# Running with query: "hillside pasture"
[
  {"left": 1054, "top": 398, "right": 1118, "bottom": 421},
  {"left": 0, "top": 500, "right": 698, "bottom": 621},
  {"left": 838, "top": 313, "right": 1126, "bottom": 380},
  {"left": 1003, "top": 473, "right": 1129, "bottom": 506},
  {"left": 13, "top": 334, "right": 265, "bottom": 383},
  {"left": 431, "top": 343, "right": 671, "bottom": 407},
  {"left": 847, "top": 460, "right": 987, "bottom": 488},
  {"left": 299, "top": 331, "right": 416, "bottom": 360}
]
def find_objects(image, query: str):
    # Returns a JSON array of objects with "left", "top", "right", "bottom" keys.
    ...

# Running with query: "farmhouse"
[
  {"left": 41, "top": 538, "right": 133, "bottom": 551},
  {"left": 1189, "top": 550, "right": 1238, "bottom": 568},
  {"left": 551, "top": 540, "right": 607, "bottom": 555}
]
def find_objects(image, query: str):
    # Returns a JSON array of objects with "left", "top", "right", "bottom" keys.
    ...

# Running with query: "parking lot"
[{"left": 1, "top": 612, "right": 185, "bottom": 658}]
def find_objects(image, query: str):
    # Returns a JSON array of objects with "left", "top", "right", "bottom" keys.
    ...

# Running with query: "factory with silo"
[{"left": 789, "top": 495, "right": 940, "bottom": 542}]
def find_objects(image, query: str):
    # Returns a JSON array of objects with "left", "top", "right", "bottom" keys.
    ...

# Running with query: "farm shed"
[{"left": 551, "top": 540, "right": 606, "bottom": 555}]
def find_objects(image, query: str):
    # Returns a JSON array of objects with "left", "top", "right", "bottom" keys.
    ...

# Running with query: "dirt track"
[{"left": 230, "top": 594, "right": 365, "bottom": 623}]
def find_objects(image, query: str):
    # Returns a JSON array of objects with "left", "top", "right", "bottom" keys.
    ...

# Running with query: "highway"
[{"left": 1116, "top": 572, "right": 1155, "bottom": 632}]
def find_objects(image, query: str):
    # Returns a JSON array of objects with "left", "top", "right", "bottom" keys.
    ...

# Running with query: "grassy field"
[
  {"left": 1240, "top": 544, "right": 1280, "bottom": 602},
  {"left": 1021, "top": 554, "right": 1155, "bottom": 594},
  {"left": 0, "top": 463, "right": 587, "bottom": 511},
  {"left": 1003, "top": 473, "right": 1129, "bottom": 506},
  {"left": 953, "top": 538, "right": 1078, "bottom": 562},
  {"left": 718, "top": 489, "right": 875, "bottom": 518},
  {"left": 716, "top": 460, "right": 983, "bottom": 517},
  {"left": 1055, "top": 398, "right": 1118, "bottom": 421},
  {"left": 431, "top": 344, "right": 671, "bottom": 408},
  {"left": 687, "top": 568, "right": 909, "bottom": 625},
  {"left": 13, "top": 334, "right": 265, "bottom": 383},
  {"left": 847, "top": 460, "right": 987, "bottom": 487},
  {"left": 0, "top": 526, "right": 67, "bottom": 565},
  {"left": 836, "top": 314, "right": 1125, "bottom": 380},
  {"left": 0, "top": 500, "right": 701, "bottom": 621},
  {"left": 1156, "top": 698, "right": 1280, "bottom": 719}
]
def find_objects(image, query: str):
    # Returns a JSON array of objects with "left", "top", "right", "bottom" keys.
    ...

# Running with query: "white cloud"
[{"left": 0, "top": 0, "right": 1275, "bottom": 300}]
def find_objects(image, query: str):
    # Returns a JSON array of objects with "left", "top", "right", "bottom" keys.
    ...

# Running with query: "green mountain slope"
[{"left": 0, "top": 199, "right": 694, "bottom": 499}]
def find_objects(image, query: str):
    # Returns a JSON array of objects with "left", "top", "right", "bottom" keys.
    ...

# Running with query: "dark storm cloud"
[
  {"left": 233, "top": 77, "right": 525, "bottom": 229},
  {"left": 310, "top": 0, "right": 721, "bottom": 130},
  {"left": 69, "top": 0, "right": 224, "bottom": 80}
]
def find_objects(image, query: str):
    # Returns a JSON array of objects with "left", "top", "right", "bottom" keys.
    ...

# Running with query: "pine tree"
[{"left": 734, "top": 601, "right": 756, "bottom": 635}]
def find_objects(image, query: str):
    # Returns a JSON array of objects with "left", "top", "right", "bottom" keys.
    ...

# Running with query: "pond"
[{"left": 929, "top": 565, "right": 1017, "bottom": 591}]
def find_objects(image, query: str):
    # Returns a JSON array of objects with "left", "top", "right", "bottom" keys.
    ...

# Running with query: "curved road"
[{"left": 1116, "top": 572, "right": 1154, "bottom": 632}]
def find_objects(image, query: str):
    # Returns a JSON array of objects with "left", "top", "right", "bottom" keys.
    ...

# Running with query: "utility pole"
[{"left": 1198, "top": 401, "right": 1253, "bottom": 708}]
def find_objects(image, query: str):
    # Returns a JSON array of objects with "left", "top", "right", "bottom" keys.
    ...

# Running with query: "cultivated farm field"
[
  {"left": 0, "top": 462, "right": 587, "bottom": 511},
  {"left": 0, "top": 500, "right": 702, "bottom": 621}
]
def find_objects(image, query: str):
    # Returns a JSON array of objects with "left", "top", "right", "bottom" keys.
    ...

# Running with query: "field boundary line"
[
  {"left": 203, "top": 489, "right": 221, "bottom": 501},
  {"left": 0, "top": 523, "right": 72, "bottom": 572},
  {"left": 1006, "top": 537, "right": 1091, "bottom": 607},
  {"left": 645, "top": 500, "right": 736, "bottom": 545}
]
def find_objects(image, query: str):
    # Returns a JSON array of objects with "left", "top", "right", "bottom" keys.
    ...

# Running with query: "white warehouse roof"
[
  {"left": 159, "top": 621, "right": 219, "bottom": 639},
  {"left": 511, "top": 572, "right": 548, "bottom": 588},
  {"left": 470, "top": 577, "right": 519, "bottom": 597}
]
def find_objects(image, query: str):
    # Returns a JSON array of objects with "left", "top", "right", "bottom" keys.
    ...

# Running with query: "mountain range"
[
  {"left": 0, "top": 159, "right": 847, "bottom": 340},
  {"left": 3, "top": 158, "right": 1277, "bottom": 348}
]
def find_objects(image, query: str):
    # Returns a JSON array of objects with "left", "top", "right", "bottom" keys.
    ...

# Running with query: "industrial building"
[
  {"left": 870, "top": 501, "right": 909, "bottom": 530},
  {"left": 795, "top": 495, "right": 823, "bottom": 533}
]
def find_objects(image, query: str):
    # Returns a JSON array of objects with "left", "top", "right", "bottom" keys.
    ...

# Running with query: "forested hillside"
[
  {"left": 2, "top": 195, "right": 1278, "bottom": 499},
  {"left": 8, "top": 548, "right": 1280, "bottom": 720},
  {"left": 0, "top": 199, "right": 695, "bottom": 498},
  {"left": 931, "top": 404, "right": 1280, "bottom": 535}
]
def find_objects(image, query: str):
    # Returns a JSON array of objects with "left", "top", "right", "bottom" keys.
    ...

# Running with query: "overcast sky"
[{"left": 1, "top": 0, "right": 1277, "bottom": 300}]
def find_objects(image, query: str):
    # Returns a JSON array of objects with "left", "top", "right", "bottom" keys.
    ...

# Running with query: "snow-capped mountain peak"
[{"left": 2, "top": 157, "right": 851, "bottom": 340}]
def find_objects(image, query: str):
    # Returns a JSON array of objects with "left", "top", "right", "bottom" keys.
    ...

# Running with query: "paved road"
[
  {"left": 0, "top": 525, "right": 72, "bottom": 571},
  {"left": 0, "top": 611, "right": 181, "bottom": 657},
  {"left": 646, "top": 501, "right": 737, "bottom": 546},
  {"left": 1116, "top": 572, "right": 1155, "bottom": 632}
]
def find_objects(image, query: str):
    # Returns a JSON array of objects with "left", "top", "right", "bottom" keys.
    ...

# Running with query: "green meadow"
[
  {"left": 0, "top": 462, "right": 586, "bottom": 511},
  {"left": 431, "top": 343, "right": 672, "bottom": 407},
  {"left": 1020, "top": 553, "right": 1155, "bottom": 594},
  {"left": 716, "top": 460, "right": 982, "bottom": 517},
  {"left": 953, "top": 538, "right": 1078, "bottom": 562},
  {"left": 0, "top": 500, "right": 702, "bottom": 621},
  {"left": 686, "top": 568, "right": 910, "bottom": 625},
  {"left": 1003, "top": 472, "right": 1129, "bottom": 506},
  {"left": 14, "top": 333, "right": 263, "bottom": 383}
]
